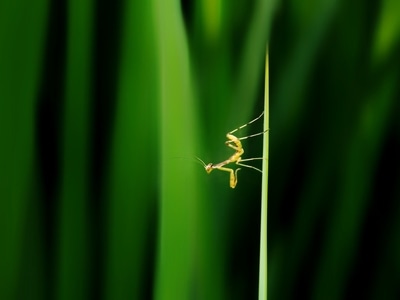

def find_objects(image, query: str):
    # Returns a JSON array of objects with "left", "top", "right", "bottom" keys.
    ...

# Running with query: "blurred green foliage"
[{"left": 0, "top": 0, "right": 399, "bottom": 299}]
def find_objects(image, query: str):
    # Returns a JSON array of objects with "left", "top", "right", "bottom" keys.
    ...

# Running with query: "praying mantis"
[{"left": 197, "top": 111, "right": 268, "bottom": 188}]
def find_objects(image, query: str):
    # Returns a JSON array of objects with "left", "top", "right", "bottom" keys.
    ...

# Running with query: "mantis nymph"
[{"left": 197, "top": 112, "right": 268, "bottom": 188}]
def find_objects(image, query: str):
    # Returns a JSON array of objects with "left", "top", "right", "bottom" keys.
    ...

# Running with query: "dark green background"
[{"left": 0, "top": 0, "right": 399, "bottom": 299}]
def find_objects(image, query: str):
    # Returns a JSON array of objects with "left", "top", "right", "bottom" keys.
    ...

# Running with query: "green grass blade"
[
  {"left": 0, "top": 1, "right": 48, "bottom": 298},
  {"left": 259, "top": 49, "right": 269, "bottom": 300},
  {"left": 56, "top": 0, "right": 93, "bottom": 299},
  {"left": 154, "top": 0, "right": 203, "bottom": 299},
  {"left": 104, "top": 2, "right": 159, "bottom": 300}
]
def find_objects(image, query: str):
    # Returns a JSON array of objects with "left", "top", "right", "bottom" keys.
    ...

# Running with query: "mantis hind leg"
[
  {"left": 236, "top": 157, "right": 263, "bottom": 173},
  {"left": 229, "top": 111, "right": 264, "bottom": 135},
  {"left": 236, "top": 162, "right": 262, "bottom": 173}
]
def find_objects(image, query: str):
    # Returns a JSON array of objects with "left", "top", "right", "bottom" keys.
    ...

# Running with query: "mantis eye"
[{"left": 205, "top": 163, "right": 213, "bottom": 173}]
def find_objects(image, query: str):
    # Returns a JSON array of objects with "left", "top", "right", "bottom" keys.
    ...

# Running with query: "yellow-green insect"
[{"left": 197, "top": 112, "right": 268, "bottom": 188}]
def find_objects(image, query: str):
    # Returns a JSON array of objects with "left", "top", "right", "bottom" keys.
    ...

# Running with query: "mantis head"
[
  {"left": 195, "top": 156, "right": 213, "bottom": 174},
  {"left": 205, "top": 163, "right": 213, "bottom": 173}
]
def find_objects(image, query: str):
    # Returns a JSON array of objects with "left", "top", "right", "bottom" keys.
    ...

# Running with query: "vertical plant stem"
[
  {"left": 104, "top": 2, "right": 158, "bottom": 300},
  {"left": 0, "top": 1, "right": 48, "bottom": 298},
  {"left": 154, "top": 1, "right": 202, "bottom": 299},
  {"left": 259, "top": 49, "right": 269, "bottom": 300},
  {"left": 56, "top": 0, "right": 92, "bottom": 299}
]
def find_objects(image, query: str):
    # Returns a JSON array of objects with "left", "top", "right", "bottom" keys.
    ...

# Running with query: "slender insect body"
[{"left": 198, "top": 112, "right": 268, "bottom": 188}]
